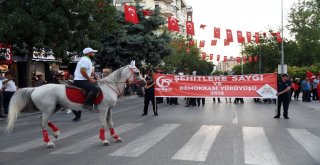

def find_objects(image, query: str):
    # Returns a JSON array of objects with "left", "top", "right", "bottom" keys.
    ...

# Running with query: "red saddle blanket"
[{"left": 66, "top": 87, "right": 103, "bottom": 105}]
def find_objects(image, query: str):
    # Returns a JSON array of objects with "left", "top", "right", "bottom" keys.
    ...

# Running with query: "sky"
[{"left": 184, "top": 0, "right": 299, "bottom": 63}]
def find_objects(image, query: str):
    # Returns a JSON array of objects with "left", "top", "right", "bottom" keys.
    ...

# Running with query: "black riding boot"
[
  {"left": 72, "top": 110, "right": 81, "bottom": 122},
  {"left": 83, "top": 91, "right": 98, "bottom": 111}
]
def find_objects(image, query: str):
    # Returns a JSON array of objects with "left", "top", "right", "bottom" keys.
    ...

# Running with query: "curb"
[{"left": 0, "top": 95, "right": 140, "bottom": 121}]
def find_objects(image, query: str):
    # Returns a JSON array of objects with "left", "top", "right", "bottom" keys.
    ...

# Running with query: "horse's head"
[{"left": 124, "top": 61, "right": 146, "bottom": 87}]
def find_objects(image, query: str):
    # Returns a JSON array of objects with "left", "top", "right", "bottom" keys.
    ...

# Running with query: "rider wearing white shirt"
[
  {"left": 2, "top": 73, "right": 17, "bottom": 114},
  {"left": 73, "top": 47, "right": 99, "bottom": 111}
]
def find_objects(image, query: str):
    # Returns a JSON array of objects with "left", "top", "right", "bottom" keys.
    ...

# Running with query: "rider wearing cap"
[{"left": 74, "top": 48, "right": 99, "bottom": 111}]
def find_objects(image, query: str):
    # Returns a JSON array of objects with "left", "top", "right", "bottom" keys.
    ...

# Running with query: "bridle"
[{"left": 104, "top": 67, "right": 143, "bottom": 97}]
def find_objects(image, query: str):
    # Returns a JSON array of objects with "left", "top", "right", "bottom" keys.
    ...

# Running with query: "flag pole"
[{"left": 280, "top": 0, "right": 284, "bottom": 74}]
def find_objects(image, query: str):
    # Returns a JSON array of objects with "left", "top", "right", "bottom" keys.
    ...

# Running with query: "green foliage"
[
  {"left": 288, "top": 0, "right": 320, "bottom": 66},
  {"left": 99, "top": 5, "right": 172, "bottom": 69},
  {"left": 288, "top": 64, "right": 320, "bottom": 79},
  {"left": 0, "top": 0, "right": 116, "bottom": 58},
  {"left": 163, "top": 37, "right": 214, "bottom": 75}
]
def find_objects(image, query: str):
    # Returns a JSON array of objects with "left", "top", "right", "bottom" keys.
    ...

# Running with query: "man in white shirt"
[
  {"left": 73, "top": 47, "right": 99, "bottom": 111},
  {"left": 3, "top": 72, "right": 17, "bottom": 114}
]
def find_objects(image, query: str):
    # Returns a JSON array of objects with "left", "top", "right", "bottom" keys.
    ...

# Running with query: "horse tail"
[{"left": 6, "top": 88, "right": 35, "bottom": 134}]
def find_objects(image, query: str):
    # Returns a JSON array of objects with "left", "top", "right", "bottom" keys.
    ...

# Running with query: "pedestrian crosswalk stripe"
[
  {"left": 51, "top": 123, "right": 143, "bottom": 154},
  {"left": 288, "top": 128, "right": 320, "bottom": 163},
  {"left": 243, "top": 127, "right": 281, "bottom": 165},
  {"left": 172, "top": 125, "right": 222, "bottom": 162},
  {"left": 110, "top": 124, "right": 181, "bottom": 157},
  {"left": 1, "top": 122, "right": 98, "bottom": 153}
]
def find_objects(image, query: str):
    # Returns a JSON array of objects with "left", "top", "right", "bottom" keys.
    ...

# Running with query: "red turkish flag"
[
  {"left": 223, "top": 56, "right": 228, "bottom": 62},
  {"left": 201, "top": 52, "right": 207, "bottom": 60},
  {"left": 307, "top": 71, "right": 315, "bottom": 79},
  {"left": 211, "top": 40, "right": 217, "bottom": 46},
  {"left": 276, "top": 32, "right": 282, "bottom": 43},
  {"left": 226, "top": 29, "right": 233, "bottom": 42},
  {"left": 142, "top": 9, "right": 153, "bottom": 16},
  {"left": 254, "top": 55, "right": 258, "bottom": 62},
  {"left": 237, "top": 57, "right": 241, "bottom": 63},
  {"left": 199, "top": 40, "right": 205, "bottom": 47},
  {"left": 186, "top": 21, "right": 195, "bottom": 35},
  {"left": 243, "top": 56, "right": 247, "bottom": 63},
  {"left": 168, "top": 16, "right": 180, "bottom": 32},
  {"left": 124, "top": 5, "right": 139, "bottom": 24},
  {"left": 249, "top": 56, "right": 253, "bottom": 63},
  {"left": 189, "top": 40, "right": 195, "bottom": 46},
  {"left": 255, "top": 32, "right": 260, "bottom": 44},
  {"left": 200, "top": 24, "right": 206, "bottom": 29},
  {"left": 210, "top": 54, "right": 214, "bottom": 60},
  {"left": 237, "top": 31, "right": 243, "bottom": 43},
  {"left": 217, "top": 55, "right": 220, "bottom": 61},
  {"left": 224, "top": 39, "right": 229, "bottom": 46},
  {"left": 214, "top": 27, "right": 220, "bottom": 39},
  {"left": 239, "top": 37, "right": 245, "bottom": 43},
  {"left": 246, "top": 32, "right": 252, "bottom": 43}
]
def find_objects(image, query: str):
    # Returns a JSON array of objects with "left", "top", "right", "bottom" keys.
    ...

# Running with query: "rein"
[{"left": 100, "top": 67, "right": 140, "bottom": 97}]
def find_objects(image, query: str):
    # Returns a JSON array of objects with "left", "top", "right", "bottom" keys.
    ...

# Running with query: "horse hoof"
[
  {"left": 47, "top": 142, "right": 56, "bottom": 148},
  {"left": 102, "top": 140, "right": 110, "bottom": 146},
  {"left": 115, "top": 138, "right": 123, "bottom": 143},
  {"left": 53, "top": 131, "right": 60, "bottom": 139}
]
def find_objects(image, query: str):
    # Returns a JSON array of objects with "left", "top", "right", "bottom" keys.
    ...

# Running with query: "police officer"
[
  {"left": 274, "top": 74, "right": 292, "bottom": 119},
  {"left": 142, "top": 77, "right": 158, "bottom": 116}
]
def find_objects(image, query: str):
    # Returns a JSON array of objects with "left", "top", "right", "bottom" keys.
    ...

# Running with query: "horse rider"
[{"left": 73, "top": 47, "right": 99, "bottom": 111}]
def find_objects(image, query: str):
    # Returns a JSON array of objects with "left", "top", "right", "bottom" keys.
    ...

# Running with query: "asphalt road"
[{"left": 1, "top": 96, "right": 320, "bottom": 165}]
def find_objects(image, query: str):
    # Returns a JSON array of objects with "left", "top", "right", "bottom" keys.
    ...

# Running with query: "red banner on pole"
[{"left": 154, "top": 73, "right": 277, "bottom": 98}]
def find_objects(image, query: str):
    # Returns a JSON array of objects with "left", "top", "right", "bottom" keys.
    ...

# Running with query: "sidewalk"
[{"left": 0, "top": 95, "right": 139, "bottom": 121}]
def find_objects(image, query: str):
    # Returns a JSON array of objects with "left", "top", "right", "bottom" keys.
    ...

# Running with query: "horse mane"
[{"left": 98, "top": 65, "right": 128, "bottom": 84}]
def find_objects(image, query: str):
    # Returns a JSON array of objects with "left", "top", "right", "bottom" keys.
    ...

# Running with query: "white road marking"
[
  {"left": 243, "top": 127, "right": 281, "bottom": 165},
  {"left": 51, "top": 123, "right": 143, "bottom": 154},
  {"left": 288, "top": 128, "right": 320, "bottom": 163},
  {"left": 110, "top": 124, "right": 180, "bottom": 157},
  {"left": 232, "top": 110, "right": 238, "bottom": 125},
  {"left": 172, "top": 125, "right": 221, "bottom": 162},
  {"left": 1, "top": 122, "right": 98, "bottom": 152}
]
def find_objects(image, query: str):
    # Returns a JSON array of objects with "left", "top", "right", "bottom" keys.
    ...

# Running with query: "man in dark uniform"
[
  {"left": 274, "top": 74, "right": 292, "bottom": 119},
  {"left": 142, "top": 77, "right": 158, "bottom": 116}
]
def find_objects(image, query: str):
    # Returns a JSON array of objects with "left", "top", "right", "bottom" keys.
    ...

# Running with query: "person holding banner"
[
  {"left": 274, "top": 74, "right": 292, "bottom": 119},
  {"left": 142, "top": 77, "right": 158, "bottom": 116}
]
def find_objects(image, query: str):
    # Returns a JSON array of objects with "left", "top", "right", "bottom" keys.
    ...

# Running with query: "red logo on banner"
[
  {"left": 154, "top": 74, "right": 278, "bottom": 98},
  {"left": 0, "top": 44, "right": 12, "bottom": 65}
]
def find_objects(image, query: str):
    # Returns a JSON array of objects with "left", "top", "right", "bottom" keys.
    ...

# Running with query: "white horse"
[{"left": 6, "top": 61, "right": 146, "bottom": 148}]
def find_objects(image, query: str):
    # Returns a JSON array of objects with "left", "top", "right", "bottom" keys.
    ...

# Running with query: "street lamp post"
[
  {"left": 280, "top": 0, "right": 285, "bottom": 74},
  {"left": 259, "top": 45, "right": 262, "bottom": 74}
]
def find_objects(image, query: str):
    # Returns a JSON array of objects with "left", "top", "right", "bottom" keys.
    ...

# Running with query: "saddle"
[{"left": 65, "top": 83, "right": 103, "bottom": 105}]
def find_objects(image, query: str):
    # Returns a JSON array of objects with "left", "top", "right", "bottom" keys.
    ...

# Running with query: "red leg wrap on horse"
[
  {"left": 48, "top": 122, "right": 59, "bottom": 132},
  {"left": 42, "top": 130, "right": 50, "bottom": 143},
  {"left": 99, "top": 128, "right": 105, "bottom": 141},
  {"left": 109, "top": 128, "right": 119, "bottom": 139}
]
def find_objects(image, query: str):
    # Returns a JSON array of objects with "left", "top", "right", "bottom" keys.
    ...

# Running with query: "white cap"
[{"left": 83, "top": 47, "right": 98, "bottom": 54}]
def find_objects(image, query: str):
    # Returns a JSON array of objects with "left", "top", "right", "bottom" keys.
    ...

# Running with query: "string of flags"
[
  {"left": 123, "top": 4, "right": 279, "bottom": 64},
  {"left": 199, "top": 52, "right": 259, "bottom": 64}
]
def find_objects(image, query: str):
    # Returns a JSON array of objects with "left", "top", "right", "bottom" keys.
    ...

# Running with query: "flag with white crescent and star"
[
  {"left": 186, "top": 21, "right": 195, "bottom": 35},
  {"left": 124, "top": 5, "right": 139, "bottom": 24},
  {"left": 168, "top": 16, "right": 180, "bottom": 32}
]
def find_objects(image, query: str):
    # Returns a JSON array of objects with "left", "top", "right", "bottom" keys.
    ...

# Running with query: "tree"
[
  {"left": 163, "top": 38, "right": 214, "bottom": 75},
  {"left": 288, "top": 0, "right": 320, "bottom": 66},
  {"left": 99, "top": 5, "right": 172, "bottom": 69},
  {"left": 0, "top": 0, "right": 116, "bottom": 86}
]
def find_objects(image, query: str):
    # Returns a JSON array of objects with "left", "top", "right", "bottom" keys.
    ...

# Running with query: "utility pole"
[{"left": 280, "top": 0, "right": 285, "bottom": 74}]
